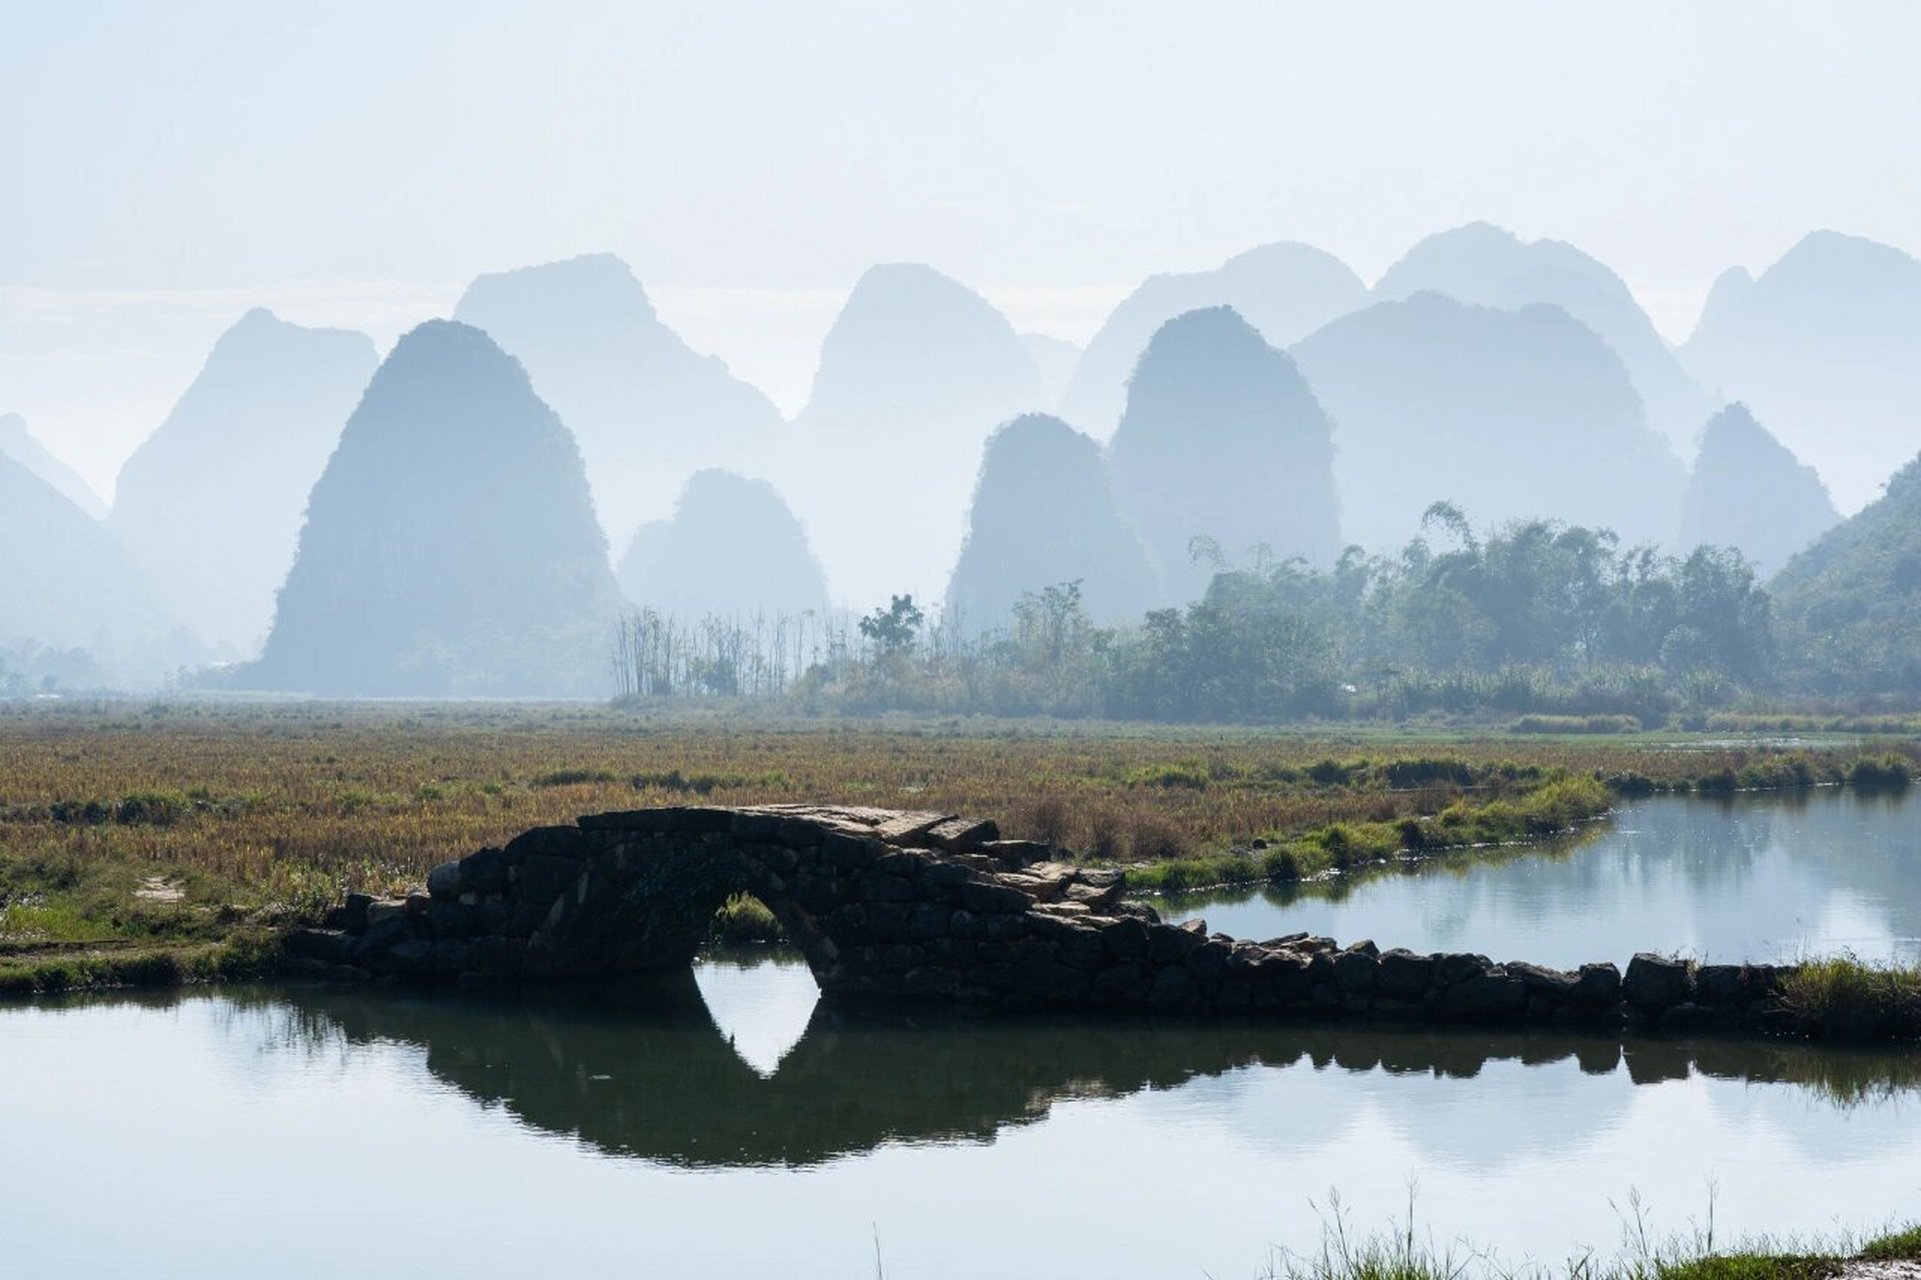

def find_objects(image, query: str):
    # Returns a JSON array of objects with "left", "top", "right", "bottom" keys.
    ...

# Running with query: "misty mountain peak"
[
  {"left": 618, "top": 468, "right": 828, "bottom": 622},
  {"left": 109, "top": 308, "right": 379, "bottom": 654},
  {"left": 0, "top": 413, "right": 107, "bottom": 520},
  {"left": 247, "top": 318, "right": 617, "bottom": 696},
  {"left": 948, "top": 413, "right": 1157, "bottom": 628},
  {"left": 1683, "top": 231, "right": 1921, "bottom": 512},
  {"left": 1109, "top": 306, "right": 1341, "bottom": 601},
  {"left": 453, "top": 252, "right": 784, "bottom": 551},
  {"left": 1374, "top": 224, "right": 1712, "bottom": 452},
  {"left": 1292, "top": 291, "right": 1685, "bottom": 550},
  {"left": 800, "top": 262, "right": 1041, "bottom": 425},
  {"left": 1680, "top": 402, "right": 1838, "bottom": 576},
  {"left": 457, "top": 252, "right": 662, "bottom": 333},
  {"left": 784, "top": 261, "right": 1044, "bottom": 609},
  {"left": 1059, "top": 241, "right": 1365, "bottom": 434}
]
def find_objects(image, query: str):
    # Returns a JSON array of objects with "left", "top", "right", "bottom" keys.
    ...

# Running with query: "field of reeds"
[{"left": 0, "top": 700, "right": 1913, "bottom": 992}]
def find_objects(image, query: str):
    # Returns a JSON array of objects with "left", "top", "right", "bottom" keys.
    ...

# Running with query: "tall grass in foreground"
[{"left": 1255, "top": 1192, "right": 1919, "bottom": 1280}]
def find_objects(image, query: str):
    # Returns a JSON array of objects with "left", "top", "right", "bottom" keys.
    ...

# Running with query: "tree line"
[{"left": 612, "top": 504, "right": 1804, "bottom": 723}]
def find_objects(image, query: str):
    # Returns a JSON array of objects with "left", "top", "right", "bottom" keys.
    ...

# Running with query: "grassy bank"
[
  {"left": 1262, "top": 1215, "right": 1921, "bottom": 1280},
  {"left": 1780, "top": 955, "right": 1921, "bottom": 1042},
  {"left": 0, "top": 702, "right": 1912, "bottom": 995}
]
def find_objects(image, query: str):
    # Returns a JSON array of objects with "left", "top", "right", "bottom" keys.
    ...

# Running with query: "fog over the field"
[{"left": 5, "top": 1, "right": 1921, "bottom": 699}]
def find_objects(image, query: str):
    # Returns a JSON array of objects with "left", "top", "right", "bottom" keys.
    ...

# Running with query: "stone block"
[
  {"left": 1623, "top": 953, "right": 1694, "bottom": 1011},
  {"left": 857, "top": 870, "right": 918, "bottom": 903},
  {"left": 515, "top": 855, "right": 584, "bottom": 908},
  {"left": 458, "top": 846, "right": 508, "bottom": 894},
  {"left": 1576, "top": 962, "right": 1622, "bottom": 1005},
  {"left": 1333, "top": 950, "right": 1379, "bottom": 993},
  {"left": 958, "top": 881, "right": 1033, "bottom": 914},
  {"left": 426, "top": 862, "right": 463, "bottom": 900},
  {"left": 503, "top": 825, "right": 585, "bottom": 864},
  {"left": 924, "top": 816, "right": 999, "bottom": 854},
  {"left": 1376, "top": 949, "right": 1434, "bottom": 998}
]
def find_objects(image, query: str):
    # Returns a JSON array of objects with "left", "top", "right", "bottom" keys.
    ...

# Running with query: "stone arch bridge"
[{"left": 289, "top": 804, "right": 1790, "bottom": 1032}]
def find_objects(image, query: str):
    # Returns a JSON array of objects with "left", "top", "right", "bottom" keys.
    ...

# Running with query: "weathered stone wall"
[{"left": 288, "top": 804, "right": 1798, "bottom": 1034}]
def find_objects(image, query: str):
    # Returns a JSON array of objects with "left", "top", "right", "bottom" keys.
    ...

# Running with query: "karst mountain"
[
  {"left": 1292, "top": 292, "right": 1686, "bottom": 550},
  {"left": 1374, "top": 223, "right": 1717, "bottom": 453},
  {"left": 946, "top": 414, "right": 1158, "bottom": 629},
  {"left": 453, "top": 253, "right": 785, "bottom": 550},
  {"left": 246, "top": 321, "right": 618, "bottom": 697},
  {"left": 784, "top": 262, "right": 1045, "bottom": 609},
  {"left": 110, "top": 308, "right": 379, "bottom": 654},
  {"left": 617, "top": 469, "right": 830, "bottom": 624},
  {"left": 1684, "top": 230, "right": 1921, "bottom": 513},
  {"left": 1058, "top": 243, "right": 1367, "bottom": 436},
  {"left": 1107, "top": 307, "right": 1342, "bottom": 603},
  {"left": 1679, "top": 403, "right": 1838, "bottom": 576}
]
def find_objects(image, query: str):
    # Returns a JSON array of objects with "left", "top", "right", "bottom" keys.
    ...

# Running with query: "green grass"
[
  {"left": 0, "top": 931, "right": 282, "bottom": 997},
  {"left": 1255, "top": 1208, "right": 1921, "bottom": 1280},
  {"left": 1779, "top": 955, "right": 1921, "bottom": 1042},
  {"left": 1124, "top": 774, "right": 1615, "bottom": 894},
  {"left": 709, "top": 893, "right": 784, "bottom": 944}
]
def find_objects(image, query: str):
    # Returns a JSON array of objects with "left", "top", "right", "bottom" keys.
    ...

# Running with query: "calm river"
[{"left": 2, "top": 791, "right": 1917, "bottom": 1278}]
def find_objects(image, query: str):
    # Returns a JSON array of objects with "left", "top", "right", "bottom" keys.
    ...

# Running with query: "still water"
[
  {"left": 1161, "top": 789, "right": 1921, "bottom": 968},
  {"left": 3, "top": 964, "right": 1919, "bottom": 1279}
]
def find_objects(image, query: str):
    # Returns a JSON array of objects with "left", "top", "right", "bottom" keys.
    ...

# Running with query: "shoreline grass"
[{"left": 1257, "top": 1204, "right": 1921, "bottom": 1280}]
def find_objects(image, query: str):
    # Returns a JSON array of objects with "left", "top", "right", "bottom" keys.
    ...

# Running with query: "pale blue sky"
[{"left": 5, "top": 0, "right": 1920, "bottom": 492}]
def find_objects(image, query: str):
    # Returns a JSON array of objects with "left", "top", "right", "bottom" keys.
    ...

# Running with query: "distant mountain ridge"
[
  {"left": 617, "top": 469, "right": 830, "bottom": 623},
  {"left": 784, "top": 262, "right": 1045, "bottom": 609},
  {"left": 454, "top": 253, "right": 785, "bottom": 549},
  {"left": 1679, "top": 403, "right": 1837, "bottom": 576},
  {"left": 110, "top": 308, "right": 378, "bottom": 655},
  {"left": 1059, "top": 242, "right": 1366, "bottom": 436},
  {"left": 246, "top": 320, "right": 618, "bottom": 697},
  {"left": 1292, "top": 292, "right": 1686, "bottom": 550},
  {"left": 0, "top": 414, "right": 107, "bottom": 519},
  {"left": 0, "top": 450, "right": 190, "bottom": 683},
  {"left": 1684, "top": 230, "right": 1921, "bottom": 512},
  {"left": 1374, "top": 223, "right": 1717, "bottom": 452}
]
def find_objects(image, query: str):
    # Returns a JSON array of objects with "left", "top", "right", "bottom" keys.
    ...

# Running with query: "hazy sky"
[{"left": 5, "top": 0, "right": 1920, "bottom": 494}]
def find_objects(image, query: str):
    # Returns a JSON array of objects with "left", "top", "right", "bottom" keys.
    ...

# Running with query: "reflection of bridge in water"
[{"left": 268, "top": 976, "right": 1921, "bottom": 1170}]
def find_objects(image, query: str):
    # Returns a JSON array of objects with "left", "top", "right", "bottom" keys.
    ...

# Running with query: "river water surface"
[
  {"left": 2, "top": 791, "right": 1917, "bottom": 1279},
  {"left": 1160, "top": 789, "right": 1921, "bottom": 968}
]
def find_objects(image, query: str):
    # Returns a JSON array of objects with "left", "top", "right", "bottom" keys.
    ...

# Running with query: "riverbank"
[{"left": 0, "top": 703, "right": 1913, "bottom": 999}]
